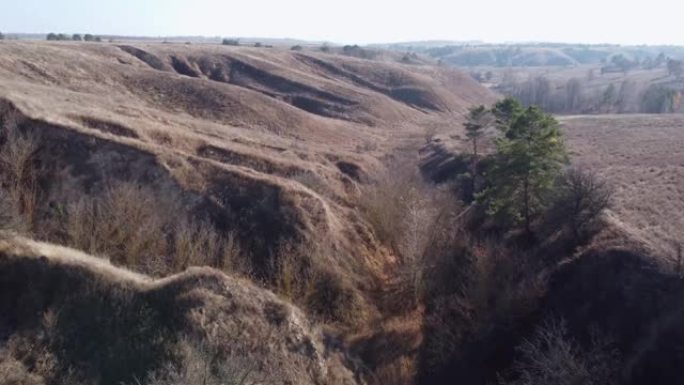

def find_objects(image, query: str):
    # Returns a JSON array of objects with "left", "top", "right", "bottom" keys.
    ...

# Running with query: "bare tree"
[
  {"left": 550, "top": 167, "right": 613, "bottom": 242},
  {"left": 500, "top": 319, "right": 620, "bottom": 385},
  {"left": 616, "top": 80, "right": 636, "bottom": 113},
  {"left": 564, "top": 78, "right": 583, "bottom": 113},
  {"left": 397, "top": 189, "right": 439, "bottom": 305},
  {"left": 667, "top": 59, "right": 684, "bottom": 80}
]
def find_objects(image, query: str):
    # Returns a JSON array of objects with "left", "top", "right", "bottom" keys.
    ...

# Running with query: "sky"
[{"left": 1, "top": 0, "right": 681, "bottom": 45}]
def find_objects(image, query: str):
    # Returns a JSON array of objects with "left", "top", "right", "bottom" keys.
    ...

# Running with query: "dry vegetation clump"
[
  {"left": 65, "top": 183, "right": 170, "bottom": 269},
  {"left": 0, "top": 188, "right": 25, "bottom": 233},
  {"left": 61, "top": 183, "right": 244, "bottom": 277},
  {"left": 353, "top": 155, "right": 465, "bottom": 385},
  {"left": 498, "top": 319, "right": 620, "bottom": 385},
  {"left": 272, "top": 240, "right": 369, "bottom": 327},
  {"left": 305, "top": 265, "right": 368, "bottom": 325},
  {"left": 359, "top": 157, "right": 461, "bottom": 311},
  {"left": 0, "top": 110, "right": 42, "bottom": 230},
  {"left": 419, "top": 236, "right": 547, "bottom": 380},
  {"left": 545, "top": 167, "right": 614, "bottom": 243}
]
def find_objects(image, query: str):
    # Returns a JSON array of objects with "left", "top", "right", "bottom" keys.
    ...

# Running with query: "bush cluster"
[{"left": 47, "top": 33, "right": 102, "bottom": 42}]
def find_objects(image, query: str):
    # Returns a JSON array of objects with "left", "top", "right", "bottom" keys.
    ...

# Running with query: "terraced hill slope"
[
  {"left": 0, "top": 41, "right": 497, "bottom": 384},
  {"left": 0, "top": 40, "right": 494, "bottom": 279}
]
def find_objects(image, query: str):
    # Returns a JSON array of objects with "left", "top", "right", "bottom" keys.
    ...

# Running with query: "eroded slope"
[
  {"left": 0, "top": 233, "right": 358, "bottom": 385},
  {"left": 0, "top": 41, "right": 496, "bottom": 329}
]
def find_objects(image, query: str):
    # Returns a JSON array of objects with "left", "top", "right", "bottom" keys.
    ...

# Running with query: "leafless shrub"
[
  {"left": 0, "top": 187, "right": 27, "bottom": 233},
  {"left": 393, "top": 186, "right": 456, "bottom": 308},
  {"left": 500, "top": 319, "right": 620, "bottom": 385},
  {"left": 359, "top": 163, "right": 421, "bottom": 250},
  {"left": 65, "top": 183, "right": 246, "bottom": 277},
  {"left": 548, "top": 167, "right": 614, "bottom": 242},
  {"left": 0, "top": 115, "right": 42, "bottom": 228},
  {"left": 361, "top": 160, "right": 460, "bottom": 310},
  {"left": 422, "top": 239, "right": 546, "bottom": 372},
  {"left": 65, "top": 183, "right": 169, "bottom": 270}
]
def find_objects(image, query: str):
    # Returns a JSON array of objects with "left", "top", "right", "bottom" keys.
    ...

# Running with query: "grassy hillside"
[
  {"left": 5, "top": 39, "right": 684, "bottom": 385},
  {"left": 0, "top": 40, "right": 496, "bottom": 385},
  {"left": 0, "top": 233, "right": 358, "bottom": 385}
]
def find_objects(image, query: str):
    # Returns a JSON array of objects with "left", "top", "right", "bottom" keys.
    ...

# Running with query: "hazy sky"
[{"left": 1, "top": 0, "right": 681, "bottom": 45}]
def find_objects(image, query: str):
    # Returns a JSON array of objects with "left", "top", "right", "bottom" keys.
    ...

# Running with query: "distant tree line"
[
  {"left": 221, "top": 38, "right": 239, "bottom": 46},
  {"left": 47, "top": 33, "right": 102, "bottom": 42},
  {"left": 498, "top": 72, "right": 683, "bottom": 114},
  {"left": 341, "top": 44, "right": 378, "bottom": 60}
]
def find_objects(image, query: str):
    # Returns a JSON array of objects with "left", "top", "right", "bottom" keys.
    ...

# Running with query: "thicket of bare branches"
[
  {"left": 0, "top": 111, "right": 42, "bottom": 230},
  {"left": 548, "top": 167, "right": 614, "bottom": 242},
  {"left": 500, "top": 319, "right": 620, "bottom": 385},
  {"left": 360, "top": 159, "right": 461, "bottom": 310},
  {"left": 64, "top": 183, "right": 243, "bottom": 277}
]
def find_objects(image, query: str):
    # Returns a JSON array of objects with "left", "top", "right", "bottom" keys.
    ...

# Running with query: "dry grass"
[
  {"left": 0, "top": 42, "right": 495, "bottom": 339},
  {"left": 561, "top": 114, "right": 684, "bottom": 261},
  {"left": 0, "top": 41, "right": 499, "bottom": 385},
  {"left": 0, "top": 234, "right": 359, "bottom": 385},
  {"left": 0, "top": 111, "right": 41, "bottom": 229},
  {"left": 61, "top": 182, "right": 248, "bottom": 278}
]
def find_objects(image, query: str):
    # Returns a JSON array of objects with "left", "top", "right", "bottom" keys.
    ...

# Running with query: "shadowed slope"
[{"left": 0, "top": 234, "right": 358, "bottom": 385}]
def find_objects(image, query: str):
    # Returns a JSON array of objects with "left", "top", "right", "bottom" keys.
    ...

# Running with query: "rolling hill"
[{"left": 0, "top": 40, "right": 496, "bottom": 385}]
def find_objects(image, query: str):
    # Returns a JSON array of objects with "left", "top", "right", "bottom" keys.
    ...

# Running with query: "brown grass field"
[{"left": 561, "top": 114, "right": 684, "bottom": 261}]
